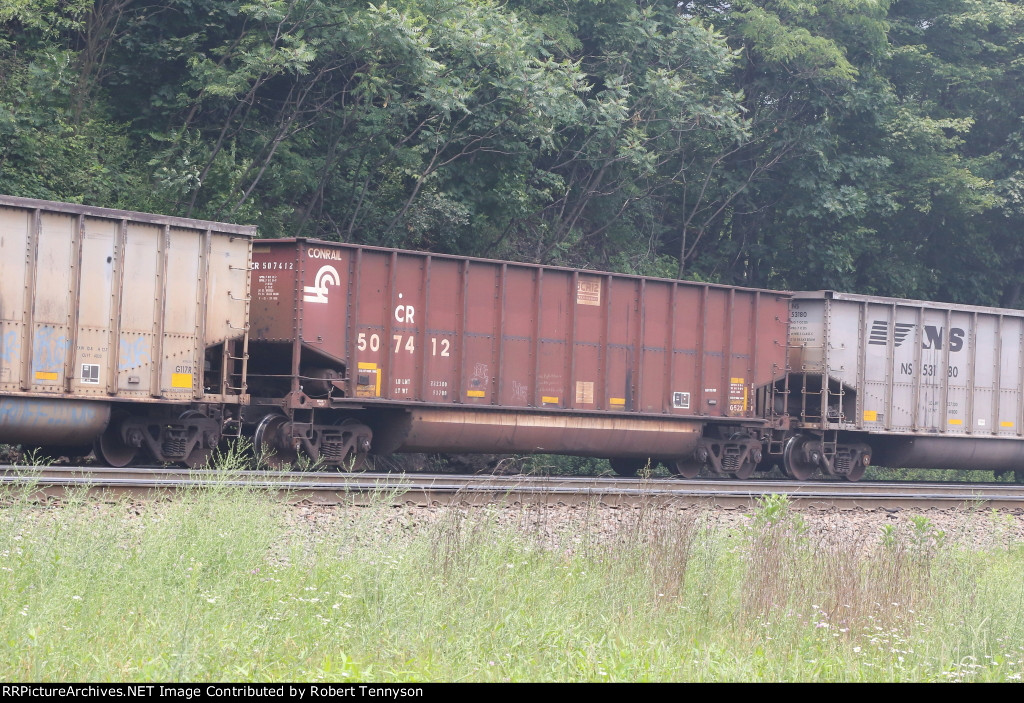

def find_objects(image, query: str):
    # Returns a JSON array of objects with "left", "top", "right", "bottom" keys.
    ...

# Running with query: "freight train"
[{"left": 3, "top": 195, "right": 1024, "bottom": 481}]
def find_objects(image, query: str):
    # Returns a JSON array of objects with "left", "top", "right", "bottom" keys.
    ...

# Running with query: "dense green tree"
[
  {"left": 0, "top": 0, "right": 139, "bottom": 203},
  {"left": 493, "top": 0, "right": 748, "bottom": 272},
  {"left": 885, "top": 0, "right": 1024, "bottom": 305},
  {"left": 684, "top": 0, "right": 1018, "bottom": 304},
  {"left": 1, "top": 0, "right": 1022, "bottom": 306}
]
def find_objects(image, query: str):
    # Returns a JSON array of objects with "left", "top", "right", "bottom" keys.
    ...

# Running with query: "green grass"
[
  {"left": 863, "top": 467, "right": 1024, "bottom": 483},
  {"left": 1, "top": 478, "right": 1024, "bottom": 681}
]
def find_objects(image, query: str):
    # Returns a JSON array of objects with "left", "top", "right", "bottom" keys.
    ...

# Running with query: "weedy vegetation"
[{"left": 1, "top": 469, "right": 1023, "bottom": 681}]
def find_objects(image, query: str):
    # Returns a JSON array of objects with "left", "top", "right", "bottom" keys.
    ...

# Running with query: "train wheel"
[
  {"left": 95, "top": 415, "right": 138, "bottom": 468},
  {"left": 841, "top": 459, "right": 867, "bottom": 483},
  {"left": 609, "top": 458, "right": 644, "bottom": 476},
  {"left": 733, "top": 456, "right": 758, "bottom": 480},
  {"left": 782, "top": 435, "right": 819, "bottom": 481},
  {"left": 253, "top": 415, "right": 298, "bottom": 469},
  {"left": 671, "top": 460, "right": 703, "bottom": 478},
  {"left": 185, "top": 446, "right": 213, "bottom": 469}
]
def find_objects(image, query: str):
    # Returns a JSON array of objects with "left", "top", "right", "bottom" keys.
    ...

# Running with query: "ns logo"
[{"left": 868, "top": 320, "right": 965, "bottom": 352}]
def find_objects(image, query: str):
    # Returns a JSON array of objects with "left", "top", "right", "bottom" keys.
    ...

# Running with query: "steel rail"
[{"left": 3, "top": 466, "right": 1024, "bottom": 510}]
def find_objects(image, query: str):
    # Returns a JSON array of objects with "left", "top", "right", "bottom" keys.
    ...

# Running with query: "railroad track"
[{"left": 2, "top": 466, "right": 1024, "bottom": 510}]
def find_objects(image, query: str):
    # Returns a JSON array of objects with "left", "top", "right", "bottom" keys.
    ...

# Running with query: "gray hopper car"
[
  {"left": 771, "top": 290, "right": 1024, "bottom": 480},
  {"left": 0, "top": 195, "right": 253, "bottom": 466}
]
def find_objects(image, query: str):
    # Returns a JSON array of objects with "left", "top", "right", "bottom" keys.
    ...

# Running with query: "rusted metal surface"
[
  {"left": 0, "top": 195, "right": 254, "bottom": 448},
  {"left": 373, "top": 408, "right": 703, "bottom": 458},
  {"left": 248, "top": 239, "right": 789, "bottom": 460}
]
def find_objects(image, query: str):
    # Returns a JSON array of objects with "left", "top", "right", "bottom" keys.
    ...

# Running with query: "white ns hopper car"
[{"left": 771, "top": 290, "right": 1024, "bottom": 480}]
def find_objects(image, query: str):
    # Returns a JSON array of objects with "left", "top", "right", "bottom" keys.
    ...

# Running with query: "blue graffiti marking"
[
  {"left": 32, "top": 326, "right": 69, "bottom": 373},
  {"left": 0, "top": 398, "right": 100, "bottom": 427},
  {"left": 1, "top": 330, "right": 16, "bottom": 364},
  {"left": 119, "top": 335, "right": 151, "bottom": 371}
]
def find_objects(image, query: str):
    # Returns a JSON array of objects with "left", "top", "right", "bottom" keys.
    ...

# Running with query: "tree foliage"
[{"left": 0, "top": 0, "right": 1021, "bottom": 304}]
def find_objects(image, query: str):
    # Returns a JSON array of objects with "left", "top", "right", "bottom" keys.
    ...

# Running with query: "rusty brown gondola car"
[{"left": 245, "top": 239, "right": 790, "bottom": 476}]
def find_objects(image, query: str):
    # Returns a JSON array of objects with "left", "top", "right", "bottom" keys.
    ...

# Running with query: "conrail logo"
[
  {"left": 307, "top": 247, "right": 344, "bottom": 260},
  {"left": 868, "top": 320, "right": 965, "bottom": 352},
  {"left": 303, "top": 265, "right": 340, "bottom": 303}
]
